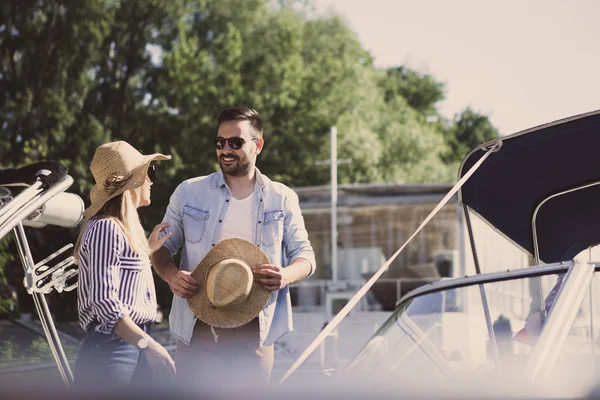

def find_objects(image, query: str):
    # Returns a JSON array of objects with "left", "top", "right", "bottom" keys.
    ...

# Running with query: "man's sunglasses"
[
  {"left": 148, "top": 164, "right": 156, "bottom": 183},
  {"left": 213, "top": 136, "right": 258, "bottom": 150}
]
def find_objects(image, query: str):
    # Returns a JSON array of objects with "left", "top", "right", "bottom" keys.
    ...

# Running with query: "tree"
[
  {"left": 379, "top": 66, "right": 445, "bottom": 118},
  {"left": 375, "top": 97, "right": 454, "bottom": 183},
  {"left": 153, "top": 3, "right": 377, "bottom": 187},
  {"left": 0, "top": 0, "right": 189, "bottom": 318},
  {"left": 0, "top": 0, "right": 497, "bottom": 320},
  {"left": 442, "top": 106, "right": 500, "bottom": 164},
  {"left": 0, "top": 0, "right": 115, "bottom": 318}
]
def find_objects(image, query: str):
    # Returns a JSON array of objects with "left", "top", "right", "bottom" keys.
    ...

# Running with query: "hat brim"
[
  {"left": 82, "top": 153, "right": 170, "bottom": 219},
  {"left": 187, "top": 238, "right": 272, "bottom": 328}
]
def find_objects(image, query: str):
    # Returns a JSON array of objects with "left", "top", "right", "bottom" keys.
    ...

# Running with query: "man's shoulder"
[
  {"left": 178, "top": 172, "right": 218, "bottom": 189},
  {"left": 261, "top": 174, "right": 298, "bottom": 199}
]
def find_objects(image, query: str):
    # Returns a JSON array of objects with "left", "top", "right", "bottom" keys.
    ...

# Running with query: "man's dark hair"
[{"left": 217, "top": 107, "right": 263, "bottom": 137}]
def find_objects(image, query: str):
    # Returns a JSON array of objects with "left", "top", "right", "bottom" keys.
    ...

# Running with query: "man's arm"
[
  {"left": 150, "top": 182, "right": 199, "bottom": 298},
  {"left": 253, "top": 257, "right": 311, "bottom": 292},
  {"left": 284, "top": 257, "right": 311, "bottom": 284},
  {"left": 151, "top": 247, "right": 199, "bottom": 299},
  {"left": 281, "top": 189, "right": 317, "bottom": 277},
  {"left": 253, "top": 188, "right": 316, "bottom": 292}
]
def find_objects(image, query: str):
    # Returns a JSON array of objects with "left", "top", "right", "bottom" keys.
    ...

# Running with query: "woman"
[{"left": 73, "top": 140, "right": 175, "bottom": 389}]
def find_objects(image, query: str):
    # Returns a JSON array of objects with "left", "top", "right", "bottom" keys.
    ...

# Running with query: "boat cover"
[{"left": 459, "top": 110, "right": 600, "bottom": 263}]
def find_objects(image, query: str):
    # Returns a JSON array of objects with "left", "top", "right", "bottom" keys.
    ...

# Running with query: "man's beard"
[{"left": 219, "top": 154, "right": 252, "bottom": 176}]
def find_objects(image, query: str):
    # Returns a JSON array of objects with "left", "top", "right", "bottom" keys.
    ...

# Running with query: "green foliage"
[
  {"left": 0, "top": 0, "right": 499, "bottom": 319},
  {"left": 380, "top": 66, "right": 446, "bottom": 117},
  {"left": 377, "top": 101, "right": 455, "bottom": 183},
  {"left": 442, "top": 106, "right": 500, "bottom": 164},
  {"left": 0, "top": 237, "right": 19, "bottom": 317}
]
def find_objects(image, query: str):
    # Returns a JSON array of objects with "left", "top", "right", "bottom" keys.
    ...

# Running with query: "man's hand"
[
  {"left": 151, "top": 247, "right": 198, "bottom": 298},
  {"left": 168, "top": 270, "right": 200, "bottom": 298},
  {"left": 252, "top": 264, "right": 290, "bottom": 292}
]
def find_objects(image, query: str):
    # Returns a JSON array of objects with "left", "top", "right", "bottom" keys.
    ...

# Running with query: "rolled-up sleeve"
[
  {"left": 161, "top": 182, "right": 185, "bottom": 256},
  {"left": 283, "top": 189, "right": 316, "bottom": 277},
  {"left": 85, "top": 220, "right": 129, "bottom": 334}
]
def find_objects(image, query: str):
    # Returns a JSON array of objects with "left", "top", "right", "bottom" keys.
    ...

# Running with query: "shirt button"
[
  {"left": 258, "top": 221, "right": 262, "bottom": 224},
  {"left": 226, "top": 199, "right": 229, "bottom": 202},
  {"left": 212, "top": 243, "right": 215, "bottom": 247},
  {"left": 218, "top": 220, "right": 222, "bottom": 223}
]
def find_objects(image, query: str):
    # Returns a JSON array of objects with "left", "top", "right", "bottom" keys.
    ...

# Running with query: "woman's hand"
[
  {"left": 144, "top": 340, "right": 176, "bottom": 379},
  {"left": 148, "top": 223, "right": 171, "bottom": 253}
]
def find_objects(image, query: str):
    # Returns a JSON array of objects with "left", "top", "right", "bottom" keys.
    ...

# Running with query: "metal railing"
[{"left": 290, "top": 277, "right": 442, "bottom": 312}]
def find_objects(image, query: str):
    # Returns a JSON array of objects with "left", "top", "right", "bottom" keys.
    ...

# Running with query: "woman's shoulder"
[{"left": 83, "top": 217, "right": 127, "bottom": 242}]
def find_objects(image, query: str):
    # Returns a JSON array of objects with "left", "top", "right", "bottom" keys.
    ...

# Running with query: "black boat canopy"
[{"left": 458, "top": 110, "right": 600, "bottom": 264}]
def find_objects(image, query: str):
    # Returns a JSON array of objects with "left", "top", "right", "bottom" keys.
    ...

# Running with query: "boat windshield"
[{"left": 344, "top": 263, "right": 600, "bottom": 388}]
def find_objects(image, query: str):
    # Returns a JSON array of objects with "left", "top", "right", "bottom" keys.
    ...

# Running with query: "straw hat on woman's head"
[
  {"left": 82, "top": 141, "right": 171, "bottom": 219},
  {"left": 187, "top": 238, "right": 272, "bottom": 328}
]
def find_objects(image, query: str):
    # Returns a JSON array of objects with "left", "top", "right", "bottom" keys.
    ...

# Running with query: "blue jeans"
[
  {"left": 74, "top": 323, "right": 152, "bottom": 389},
  {"left": 175, "top": 319, "right": 274, "bottom": 390}
]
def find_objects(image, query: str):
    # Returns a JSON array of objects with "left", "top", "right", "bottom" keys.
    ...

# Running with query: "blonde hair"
[{"left": 74, "top": 188, "right": 150, "bottom": 264}]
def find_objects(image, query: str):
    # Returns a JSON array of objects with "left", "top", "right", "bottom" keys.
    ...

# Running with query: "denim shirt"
[{"left": 161, "top": 168, "right": 316, "bottom": 346}]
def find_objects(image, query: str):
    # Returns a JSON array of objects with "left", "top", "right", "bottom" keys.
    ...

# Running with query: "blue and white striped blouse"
[{"left": 77, "top": 218, "right": 157, "bottom": 334}]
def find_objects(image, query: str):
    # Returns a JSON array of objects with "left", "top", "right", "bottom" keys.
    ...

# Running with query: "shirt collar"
[{"left": 212, "top": 167, "right": 266, "bottom": 192}]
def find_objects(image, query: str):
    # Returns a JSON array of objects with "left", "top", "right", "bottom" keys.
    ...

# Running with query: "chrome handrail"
[{"left": 526, "top": 260, "right": 595, "bottom": 381}]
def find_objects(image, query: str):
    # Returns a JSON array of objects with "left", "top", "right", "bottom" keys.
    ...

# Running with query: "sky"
[{"left": 313, "top": 0, "right": 600, "bottom": 135}]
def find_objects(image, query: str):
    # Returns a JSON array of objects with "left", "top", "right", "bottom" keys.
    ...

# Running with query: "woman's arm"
[
  {"left": 84, "top": 219, "right": 130, "bottom": 333},
  {"left": 114, "top": 316, "right": 175, "bottom": 376},
  {"left": 84, "top": 219, "right": 175, "bottom": 375}
]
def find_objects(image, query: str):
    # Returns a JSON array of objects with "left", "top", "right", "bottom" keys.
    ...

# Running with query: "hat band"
[
  {"left": 102, "top": 173, "right": 130, "bottom": 195},
  {"left": 204, "top": 257, "right": 255, "bottom": 311}
]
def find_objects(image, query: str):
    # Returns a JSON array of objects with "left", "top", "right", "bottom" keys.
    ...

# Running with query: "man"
[{"left": 151, "top": 107, "right": 316, "bottom": 388}]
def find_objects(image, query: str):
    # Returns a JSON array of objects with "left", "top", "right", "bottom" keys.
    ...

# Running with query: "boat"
[
  {"left": 0, "top": 162, "right": 83, "bottom": 387},
  {"left": 280, "top": 109, "right": 600, "bottom": 398}
]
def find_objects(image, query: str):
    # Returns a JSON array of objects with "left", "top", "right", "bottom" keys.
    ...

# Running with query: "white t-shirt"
[{"left": 218, "top": 191, "right": 255, "bottom": 242}]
